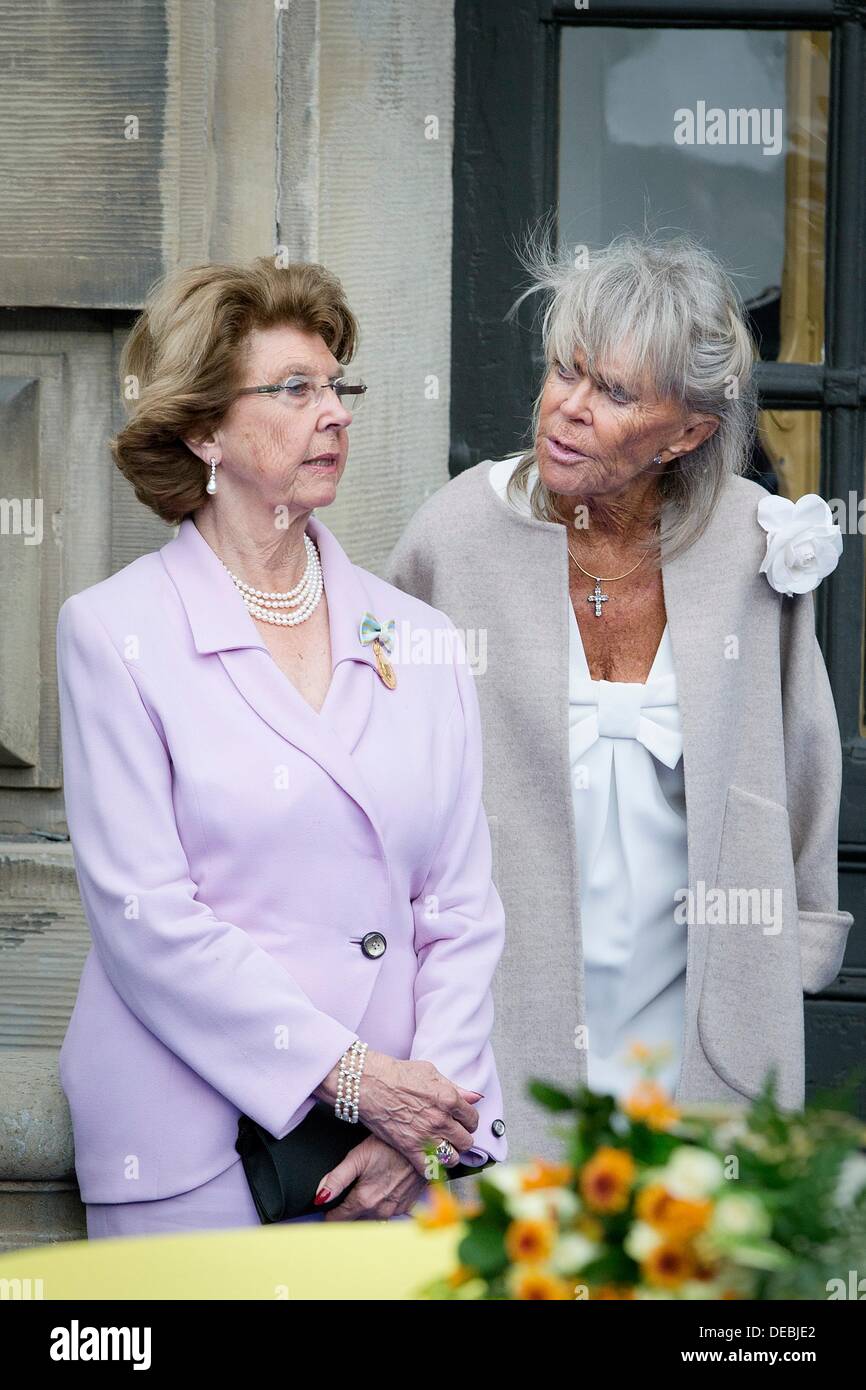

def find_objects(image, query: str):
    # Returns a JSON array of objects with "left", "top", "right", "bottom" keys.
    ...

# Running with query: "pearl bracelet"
[{"left": 335, "top": 1039, "right": 368, "bottom": 1123}]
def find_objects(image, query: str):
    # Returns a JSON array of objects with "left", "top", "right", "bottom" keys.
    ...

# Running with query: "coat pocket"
[{"left": 697, "top": 784, "right": 804, "bottom": 1105}]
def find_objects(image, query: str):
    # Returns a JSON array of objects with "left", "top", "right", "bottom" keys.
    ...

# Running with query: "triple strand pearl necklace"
[{"left": 221, "top": 532, "right": 324, "bottom": 626}]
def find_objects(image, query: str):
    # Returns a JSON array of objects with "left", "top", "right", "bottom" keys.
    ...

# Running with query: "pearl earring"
[{"left": 206, "top": 457, "right": 219, "bottom": 495}]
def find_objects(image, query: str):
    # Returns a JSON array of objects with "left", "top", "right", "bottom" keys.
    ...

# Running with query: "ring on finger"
[{"left": 434, "top": 1139, "right": 458, "bottom": 1166}]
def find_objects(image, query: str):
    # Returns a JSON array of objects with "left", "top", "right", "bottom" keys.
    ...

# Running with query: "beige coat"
[{"left": 386, "top": 458, "right": 854, "bottom": 1164}]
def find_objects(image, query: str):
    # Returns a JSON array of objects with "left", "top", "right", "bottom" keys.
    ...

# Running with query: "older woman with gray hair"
[{"left": 387, "top": 233, "right": 853, "bottom": 1164}]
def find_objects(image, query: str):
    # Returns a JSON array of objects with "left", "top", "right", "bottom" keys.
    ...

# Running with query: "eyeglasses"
[{"left": 236, "top": 374, "right": 367, "bottom": 414}]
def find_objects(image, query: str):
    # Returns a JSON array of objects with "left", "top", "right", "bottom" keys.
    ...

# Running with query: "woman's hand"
[
  {"left": 313, "top": 1048, "right": 481, "bottom": 1176},
  {"left": 317, "top": 1134, "right": 429, "bottom": 1220}
]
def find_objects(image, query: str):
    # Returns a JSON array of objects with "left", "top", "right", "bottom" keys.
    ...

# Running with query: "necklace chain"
[
  {"left": 567, "top": 525, "right": 659, "bottom": 618},
  {"left": 566, "top": 542, "right": 648, "bottom": 584}
]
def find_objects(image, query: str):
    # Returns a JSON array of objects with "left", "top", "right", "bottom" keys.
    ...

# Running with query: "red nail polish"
[{"left": 314, "top": 1188, "right": 331, "bottom": 1206}]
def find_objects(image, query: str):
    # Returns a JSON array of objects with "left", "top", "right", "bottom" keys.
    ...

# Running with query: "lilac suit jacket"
[{"left": 56, "top": 513, "right": 508, "bottom": 1203}]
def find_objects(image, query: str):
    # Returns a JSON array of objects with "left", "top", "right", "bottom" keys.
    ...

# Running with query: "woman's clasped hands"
[{"left": 312, "top": 1050, "right": 483, "bottom": 1220}]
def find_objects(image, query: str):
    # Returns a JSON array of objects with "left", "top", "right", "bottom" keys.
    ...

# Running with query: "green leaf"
[
  {"left": 458, "top": 1220, "right": 508, "bottom": 1278},
  {"left": 579, "top": 1249, "right": 638, "bottom": 1286},
  {"left": 526, "top": 1079, "right": 576, "bottom": 1112},
  {"left": 474, "top": 1177, "right": 510, "bottom": 1220},
  {"left": 725, "top": 1238, "right": 793, "bottom": 1272}
]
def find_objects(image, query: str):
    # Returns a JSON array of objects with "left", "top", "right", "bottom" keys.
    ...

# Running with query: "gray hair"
[{"left": 505, "top": 230, "right": 758, "bottom": 567}]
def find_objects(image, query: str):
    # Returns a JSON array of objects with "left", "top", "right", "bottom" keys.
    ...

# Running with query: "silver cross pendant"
[{"left": 586, "top": 579, "right": 609, "bottom": 617}]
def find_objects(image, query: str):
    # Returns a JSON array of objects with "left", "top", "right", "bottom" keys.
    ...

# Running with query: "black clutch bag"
[{"left": 236, "top": 1102, "right": 496, "bottom": 1223}]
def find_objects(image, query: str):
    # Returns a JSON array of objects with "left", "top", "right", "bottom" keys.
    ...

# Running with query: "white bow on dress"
[{"left": 568, "top": 673, "right": 684, "bottom": 769}]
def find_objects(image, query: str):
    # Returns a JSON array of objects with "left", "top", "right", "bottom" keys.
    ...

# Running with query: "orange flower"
[
  {"left": 635, "top": 1184, "right": 669, "bottom": 1225},
  {"left": 591, "top": 1283, "right": 636, "bottom": 1300},
  {"left": 623, "top": 1080, "right": 680, "bottom": 1130},
  {"left": 521, "top": 1159, "right": 574, "bottom": 1191},
  {"left": 415, "top": 1185, "right": 469, "bottom": 1229},
  {"left": 505, "top": 1218, "right": 557, "bottom": 1264},
  {"left": 446, "top": 1264, "right": 478, "bottom": 1288},
  {"left": 513, "top": 1267, "right": 574, "bottom": 1300},
  {"left": 693, "top": 1258, "right": 722, "bottom": 1283},
  {"left": 635, "top": 1184, "right": 712, "bottom": 1240},
  {"left": 579, "top": 1146, "right": 636, "bottom": 1213},
  {"left": 643, "top": 1240, "right": 697, "bottom": 1289},
  {"left": 576, "top": 1214, "right": 605, "bottom": 1242}
]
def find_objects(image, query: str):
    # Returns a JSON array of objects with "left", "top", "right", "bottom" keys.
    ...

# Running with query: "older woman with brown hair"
[
  {"left": 56, "top": 256, "right": 508, "bottom": 1238},
  {"left": 388, "top": 232, "right": 853, "bottom": 1165}
]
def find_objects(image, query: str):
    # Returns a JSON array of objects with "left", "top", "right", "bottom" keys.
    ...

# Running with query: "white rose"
[
  {"left": 710, "top": 1193, "right": 771, "bottom": 1240},
  {"left": 508, "top": 1191, "right": 558, "bottom": 1221},
  {"left": 662, "top": 1146, "right": 726, "bottom": 1200},
  {"left": 551, "top": 1232, "right": 600, "bottom": 1274},
  {"left": 757, "top": 492, "right": 842, "bottom": 597},
  {"left": 483, "top": 1163, "right": 532, "bottom": 1197},
  {"left": 624, "top": 1220, "right": 663, "bottom": 1261},
  {"left": 834, "top": 1153, "right": 866, "bottom": 1208},
  {"left": 545, "top": 1187, "right": 581, "bottom": 1222},
  {"left": 680, "top": 1278, "right": 732, "bottom": 1301},
  {"left": 508, "top": 1187, "right": 581, "bottom": 1223}
]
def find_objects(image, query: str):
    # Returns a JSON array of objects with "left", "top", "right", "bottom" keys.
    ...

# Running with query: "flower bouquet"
[{"left": 415, "top": 1045, "right": 866, "bottom": 1300}]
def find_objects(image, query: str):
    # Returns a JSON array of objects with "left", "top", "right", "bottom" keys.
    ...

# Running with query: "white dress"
[
  {"left": 568, "top": 600, "right": 688, "bottom": 1100},
  {"left": 488, "top": 456, "right": 689, "bottom": 1100}
]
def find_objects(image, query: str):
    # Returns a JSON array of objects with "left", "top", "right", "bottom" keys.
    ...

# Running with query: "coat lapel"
[
  {"left": 160, "top": 513, "right": 388, "bottom": 853},
  {"left": 657, "top": 489, "right": 748, "bottom": 1056},
  {"left": 659, "top": 494, "right": 732, "bottom": 896}
]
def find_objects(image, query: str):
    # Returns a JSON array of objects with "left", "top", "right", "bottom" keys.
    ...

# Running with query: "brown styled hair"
[{"left": 111, "top": 257, "right": 359, "bottom": 523}]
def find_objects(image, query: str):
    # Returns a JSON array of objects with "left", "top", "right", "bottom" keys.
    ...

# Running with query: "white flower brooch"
[{"left": 756, "top": 492, "right": 843, "bottom": 597}]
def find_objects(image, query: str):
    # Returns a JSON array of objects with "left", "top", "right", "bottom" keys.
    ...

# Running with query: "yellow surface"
[{"left": 0, "top": 1222, "right": 461, "bottom": 1300}]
